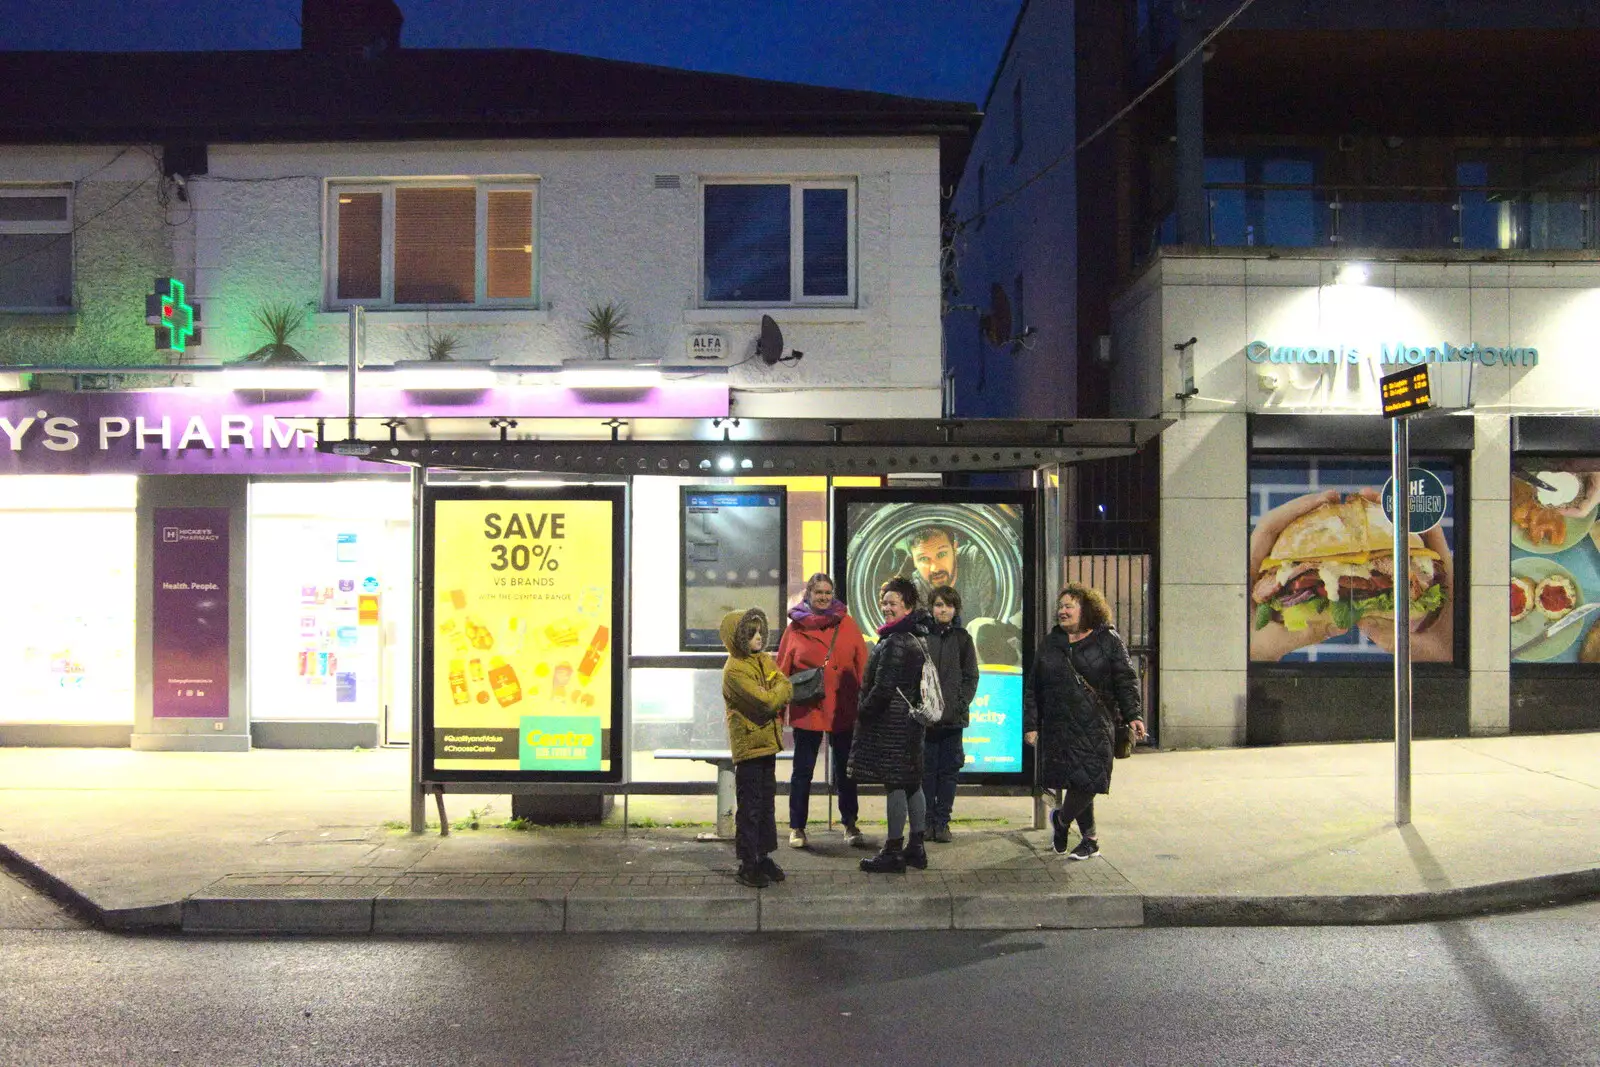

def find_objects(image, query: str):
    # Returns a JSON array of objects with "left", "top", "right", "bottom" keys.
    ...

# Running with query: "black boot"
[
  {"left": 903, "top": 830, "right": 928, "bottom": 870},
  {"left": 859, "top": 837, "right": 907, "bottom": 873}
]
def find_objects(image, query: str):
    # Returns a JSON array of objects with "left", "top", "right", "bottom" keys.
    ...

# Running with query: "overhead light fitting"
[
  {"left": 1335, "top": 263, "right": 1370, "bottom": 286},
  {"left": 389, "top": 367, "right": 499, "bottom": 390},
  {"left": 558, "top": 367, "right": 662, "bottom": 389},
  {"left": 222, "top": 367, "right": 326, "bottom": 390}
]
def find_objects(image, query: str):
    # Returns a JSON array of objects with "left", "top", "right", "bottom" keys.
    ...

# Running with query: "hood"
[{"left": 720, "top": 608, "right": 769, "bottom": 658}]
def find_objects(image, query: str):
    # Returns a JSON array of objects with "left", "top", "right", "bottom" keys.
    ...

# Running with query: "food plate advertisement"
[
  {"left": 833, "top": 488, "right": 1033, "bottom": 781},
  {"left": 1509, "top": 459, "right": 1600, "bottom": 665},
  {"left": 1249, "top": 457, "right": 1460, "bottom": 664},
  {"left": 422, "top": 486, "right": 626, "bottom": 783}
]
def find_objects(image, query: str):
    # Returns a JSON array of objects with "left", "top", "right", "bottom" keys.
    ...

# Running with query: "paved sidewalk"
[{"left": 0, "top": 734, "right": 1597, "bottom": 934}]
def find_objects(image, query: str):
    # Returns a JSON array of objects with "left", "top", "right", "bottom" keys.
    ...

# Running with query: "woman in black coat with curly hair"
[
  {"left": 848, "top": 576, "right": 932, "bottom": 874},
  {"left": 1023, "top": 583, "right": 1147, "bottom": 861}
]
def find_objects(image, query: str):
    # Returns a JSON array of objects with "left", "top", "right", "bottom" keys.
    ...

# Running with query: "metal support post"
[
  {"left": 346, "top": 305, "right": 363, "bottom": 442},
  {"left": 409, "top": 464, "right": 428, "bottom": 834},
  {"left": 1392, "top": 416, "right": 1413, "bottom": 826}
]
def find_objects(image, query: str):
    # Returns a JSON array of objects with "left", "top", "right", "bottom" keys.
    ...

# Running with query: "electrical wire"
[
  {"left": 960, "top": 0, "right": 1265, "bottom": 229},
  {"left": 0, "top": 163, "right": 160, "bottom": 274}
]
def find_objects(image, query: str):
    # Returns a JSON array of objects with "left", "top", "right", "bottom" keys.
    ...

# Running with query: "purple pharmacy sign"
[{"left": 152, "top": 507, "right": 230, "bottom": 718}]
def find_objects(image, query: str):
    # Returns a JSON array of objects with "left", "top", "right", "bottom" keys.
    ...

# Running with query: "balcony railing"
[{"left": 1195, "top": 183, "right": 1598, "bottom": 252}]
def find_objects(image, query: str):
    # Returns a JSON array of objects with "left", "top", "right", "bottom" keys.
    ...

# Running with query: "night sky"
[{"left": 9, "top": 0, "right": 1022, "bottom": 105}]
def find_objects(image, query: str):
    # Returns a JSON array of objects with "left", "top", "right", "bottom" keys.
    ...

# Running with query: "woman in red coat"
[{"left": 776, "top": 572, "right": 870, "bottom": 849}]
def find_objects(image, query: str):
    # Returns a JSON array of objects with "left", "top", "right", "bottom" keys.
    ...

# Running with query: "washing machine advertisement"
[{"left": 834, "top": 488, "right": 1034, "bottom": 781}]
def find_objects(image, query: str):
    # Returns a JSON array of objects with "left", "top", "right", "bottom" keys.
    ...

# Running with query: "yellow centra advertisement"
[{"left": 426, "top": 490, "right": 621, "bottom": 779}]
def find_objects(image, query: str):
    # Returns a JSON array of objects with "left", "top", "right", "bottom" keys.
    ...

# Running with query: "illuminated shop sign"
[
  {"left": 0, "top": 386, "right": 728, "bottom": 475},
  {"left": 1246, "top": 340, "right": 1538, "bottom": 368}
]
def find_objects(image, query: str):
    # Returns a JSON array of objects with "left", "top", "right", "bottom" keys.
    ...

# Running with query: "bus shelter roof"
[{"left": 301, "top": 416, "right": 1170, "bottom": 477}]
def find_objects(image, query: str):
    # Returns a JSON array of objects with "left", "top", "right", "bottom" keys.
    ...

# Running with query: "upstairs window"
[
  {"left": 0, "top": 187, "right": 72, "bottom": 312},
  {"left": 702, "top": 180, "right": 855, "bottom": 305},
  {"left": 327, "top": 181, "right": 537, "bottom": 307}
]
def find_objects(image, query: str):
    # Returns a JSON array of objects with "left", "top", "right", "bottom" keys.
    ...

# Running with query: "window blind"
[
  {"left": 485, "top": 190, "right": 533, "bottom": 300},
  {"left": 394, "top": 187, "right": 475, "bottom": 304},
  {"left": 335, "top": 192, "right": 383, "bottom": 301},
  {"left": 802, "top": 187, "right": 849, "bottom": 297},
  {"left": 704, "top": 184, "right": 791, "bottom": 302}
]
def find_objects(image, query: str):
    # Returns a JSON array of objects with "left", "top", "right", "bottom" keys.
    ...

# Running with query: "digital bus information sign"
[{"left": 1381, "top": 366, "right": 1434, "bottom": 418}]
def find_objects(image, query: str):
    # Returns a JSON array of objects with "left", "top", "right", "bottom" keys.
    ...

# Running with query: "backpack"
[{"left": 898, "top": 635, "right": 945, "bottom": 727}]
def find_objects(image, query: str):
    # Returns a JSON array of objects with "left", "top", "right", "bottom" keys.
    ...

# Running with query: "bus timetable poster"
[{"left": 422, "top": 486, "right": 626, "bottom": 783}]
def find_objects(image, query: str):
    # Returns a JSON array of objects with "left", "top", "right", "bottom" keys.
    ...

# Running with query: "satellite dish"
[
  {"left": 757, "top": 314, "right": 803, "bottom": 366},
  {"left": 982, "top": 283, "right": 1013, "bottom": 348}
]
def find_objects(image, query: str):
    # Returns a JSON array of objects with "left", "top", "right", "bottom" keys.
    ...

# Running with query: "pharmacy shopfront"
[
  {"left": 0, "top": 384, "right": 728, "bottom": 753},
  {"left": 1112, "top": 251, "right": 1600, "bottom": 749}
]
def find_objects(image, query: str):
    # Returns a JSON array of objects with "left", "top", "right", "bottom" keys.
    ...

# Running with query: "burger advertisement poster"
[
  {"left": 1510, "top": 459, "right": 1600, "bottom": 665},
  {"left": 834, "top": 489, "right": 1033, "bottom": 779},
  {"left": 1250, "top": 458, "right": 1458, "bottom": 664},
  {"left": 422, "top": 486, "right": 626, "bottom": 783}
]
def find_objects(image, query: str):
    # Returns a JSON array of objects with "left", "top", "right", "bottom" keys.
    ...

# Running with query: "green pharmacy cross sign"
[{"left": 145, "top": 277, "right": 202, "bottom": 354}]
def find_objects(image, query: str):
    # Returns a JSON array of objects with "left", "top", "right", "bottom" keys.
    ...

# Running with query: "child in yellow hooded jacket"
[{"left": 721, "top": 608, "right": 793, "bottom": 888}]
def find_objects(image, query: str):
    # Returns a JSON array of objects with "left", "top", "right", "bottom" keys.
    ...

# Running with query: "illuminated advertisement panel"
[
  {"left": 422, "top": 486, "right": 625, "bottom": 783},
  {"left": 834, "top": 488, "right": 1034, "bottom": 782}
]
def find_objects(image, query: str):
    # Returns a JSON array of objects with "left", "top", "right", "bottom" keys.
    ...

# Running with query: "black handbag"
[{"left": 787, "top": 624, "right": 840, "bottom": 705}]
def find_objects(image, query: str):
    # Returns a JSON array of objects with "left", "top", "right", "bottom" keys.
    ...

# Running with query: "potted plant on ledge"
[
  {"left": 242, "top": 300, "right": 313, "bottom": 363},
  {"left": 580, "top": 302, "right": 632, "bottom": 361}
]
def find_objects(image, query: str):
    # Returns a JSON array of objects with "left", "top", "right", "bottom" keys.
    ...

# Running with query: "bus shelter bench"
[{"left": 653, "top": 748, "right": 795, "bottom": 841}]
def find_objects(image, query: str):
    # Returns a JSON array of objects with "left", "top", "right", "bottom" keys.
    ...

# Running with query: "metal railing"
[{"left": 1197, "top": 183, "right": 1598, "bottom": 252}]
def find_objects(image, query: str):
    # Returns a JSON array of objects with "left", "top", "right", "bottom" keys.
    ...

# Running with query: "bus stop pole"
[{"left": 1392, "top": 416, "right": 1412, "bottom": 827}]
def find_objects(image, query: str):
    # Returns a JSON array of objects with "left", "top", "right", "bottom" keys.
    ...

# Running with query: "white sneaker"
[
  {"left": 842, "top": 824, "right": 868, "bottom": 848},
  {"left": 788, "top": 828, "right": 807, "bottom": 849}
]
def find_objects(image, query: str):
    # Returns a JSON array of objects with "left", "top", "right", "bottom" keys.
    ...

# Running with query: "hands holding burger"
[
  {"left": 1249, "top": 488, "right": 1453, "bottom": 662},
  {"left": 1249, "top": 490, "right": 1350, "bottom": 660}
]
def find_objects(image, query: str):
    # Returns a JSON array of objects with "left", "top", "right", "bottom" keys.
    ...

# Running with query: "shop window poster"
[
  {"left": 1510, "top": 459, "right": 1600, "bottom": 664},
  {"left": 1249, "top": 458, "right": 1457, "bottom": 664},
  {"left": 835, "top": 490, "right": 1031, "bottom": 778},
  {"left": 423, "top": 487, "right": 625, "bottom": 782}
]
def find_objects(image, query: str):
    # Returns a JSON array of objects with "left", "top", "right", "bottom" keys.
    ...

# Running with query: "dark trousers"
[
  {"left": 922, "top": 727, "right": 965, "bottom": 827},
  {"left": 789, "top": 727, "right": 859, "bottom": 829},
  {"left": 734, "top": 754, "right": 778, "bottom": 867},
  {"left": 1057, "top": 789, "right": 1098, "bottom": 838}
]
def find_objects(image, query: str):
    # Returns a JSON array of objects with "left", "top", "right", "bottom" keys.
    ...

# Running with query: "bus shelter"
[{"left": 306, "top": 415, "right": 1168, "bottom": 832}]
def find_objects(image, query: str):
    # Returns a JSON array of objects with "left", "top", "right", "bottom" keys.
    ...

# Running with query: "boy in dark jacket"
[
  {"left": 923, "top": 585, "right": 981, "bottom": 842},
  {"left": 720, "top": 608, "right": 793, "bottom": 888}
]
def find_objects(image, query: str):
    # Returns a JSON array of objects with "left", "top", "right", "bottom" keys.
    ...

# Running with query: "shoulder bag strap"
[
  {"left": 821, "top": 621, "right": 841, "bottom": 666},
  {"left": 1063, "top": 643, "right": 1114, "bottom": 725}
]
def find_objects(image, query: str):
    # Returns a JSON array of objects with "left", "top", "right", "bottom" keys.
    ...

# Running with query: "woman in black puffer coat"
[
  {"left": 848, "top": 577, "right": 931, "bottom": 873},
  {"left": 1023, "top": 583, "right": 1146, "bottom": 861}
]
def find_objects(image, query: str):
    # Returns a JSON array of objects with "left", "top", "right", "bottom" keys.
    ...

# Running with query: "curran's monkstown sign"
[{"left": 1246, "top": 340, "right": 1539, "bottom": 368}]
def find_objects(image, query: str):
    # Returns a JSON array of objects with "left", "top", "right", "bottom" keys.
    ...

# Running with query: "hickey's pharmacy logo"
[
  {"left": 162, "top": 526, "right": 220, "bottom": 544},
  {"left": 1246, "top": 340, "right": 1538, "bottom": 368}
]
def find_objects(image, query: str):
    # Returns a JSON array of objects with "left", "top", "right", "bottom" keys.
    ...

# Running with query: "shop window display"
[
  {"left": 247, "top": 481, "right": 413, "bottom": 732},
  {"left": 0, "top": 477, "right": 136, "bottom": 724}
]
